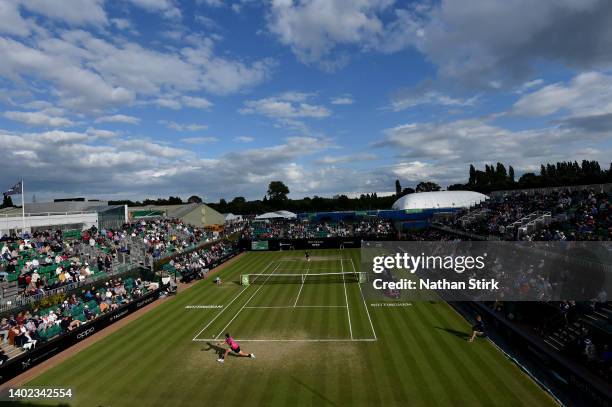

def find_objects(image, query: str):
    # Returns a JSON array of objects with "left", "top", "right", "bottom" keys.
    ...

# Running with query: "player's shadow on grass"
[
  {"left": 435, "top": 327, "right": 470, "bottom": 340},
  {"left": 291, "top": 376, "right": 339, "bottom": 407},
  {"left": 202, "top": 342, "right": 226, "bottom": 358}
]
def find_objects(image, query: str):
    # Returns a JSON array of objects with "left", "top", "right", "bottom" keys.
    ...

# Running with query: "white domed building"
[{"left": 392, "top": 191, "right": 488, "bottom": 211}]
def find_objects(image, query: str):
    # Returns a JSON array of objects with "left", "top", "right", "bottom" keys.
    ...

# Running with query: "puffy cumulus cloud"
[
  {"left": 95, "top": 114, "right": 141, "bottom": 124},
  {"left": 179, "top": 136, "right": 218, "bottom": 144},
  {"left": 389, "top": 161, "right": 449, "bottom": 181},
  {"left": 386, "top": 0, "right": 612, "bottom": 85},
  {"left": 267, "top": 1, "right": 612, "bottom": 84},
  {"left": 127, "top": 0, "right": 182, "bottom": 20},
  {"left": 385, "top": 79, "right": 479, "bottom": 112},
  {"left": 37, "top": 130, "right": 91, "bottom": 144},
  {"left": 375, "top": 118, "right": 611, "bottom": 185},
  {"left": 0, "top": 0, "right": 32, "bottom": 36},
  {"left": 267, "top": 0, "right": 393, "bottom": 69},
  {"left": 3, "top": 110, "right": 74, "bottom": 127},
  {"left": 85, "top": 127, "right": 117, "bottom": 138},
  {"left": 330, "top": 95, "right": 354, "bottom": 105},
  {"left": 22, "top": 0, "right": 108, "bottom": 26},
  {"left": 152, "top": 95, "right": 213, "bottom": 110},
  {"left": 0, "top": 17, "right": 273, "bottom": 113},
  {"left": 114, "top": 138, "right": 192, "bottom": 158},
  {"left": 512, "top": 71, "right": 612, "bottom": 118},
  {"left": 0, "top": 36, "right": 134, "bottom": 110},
  {"left": 240, "top": 92, "right": 331, "bottom": 119},
  {"left": 181, "top": 45, "right": 275, "bottom": 95},
  {"left": 159, "top": 121, "right": 208, "bottom": 131},
  {"left": 315, "top": 153, "right": 377, "bottom": 165},
  {"left": 0, "top": 130, "right": 360, "bottom": 201}
]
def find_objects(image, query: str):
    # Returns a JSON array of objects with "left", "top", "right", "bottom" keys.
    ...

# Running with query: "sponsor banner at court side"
[{"left": 0, "top": 289, "right": 160, "bottom": 384}]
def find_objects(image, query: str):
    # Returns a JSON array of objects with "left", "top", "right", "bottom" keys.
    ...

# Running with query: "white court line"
[
  {"left": 193, "top": 338, "right": 377, "bottom": 342},
  {"left": 245, "top": 305, "right": 346, "bottom": 309},
  {"left": 293, "top": 257, "right": 311, "bottom": 307},
  {"left": 191, "top": 261, "right": 273, "bottom": 341},
  {"left": 341, "top": 258, "right": 353, "bottom": 340},
  {"left": 214, "top": 262, "right": 282, "bottom": 339},
  {"left": 350, "top": 258, "right": 377, "bottom": 340}
]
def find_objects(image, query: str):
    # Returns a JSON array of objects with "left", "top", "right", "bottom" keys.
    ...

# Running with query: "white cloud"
[
  {"left": 376, "top": 117, "right": 610, "bottom": 186},
  {"left": 0, "top": 0, "right": 32, "bottom": 36},
  {"left": 115, "top": 138, "right": 190, "bottom": 158},
  {"left": 3, "top": 110, "right": 74, "bottom": 127},
  {"left": 383, "top": 1, "right": 612, "bottom": 85},
  {"left": 195, "top": 15, "right": 220, "bottom": 30},
  {"left": 198, "top": 0, "right": 223, "bottom": 7},
  {"left": 95, "top": 114, "right": 141, "bottom": 124},
  {"left": 266, "top": 1, "right": 612, "bottom": 84},
  {"left": 240, "top": 93, "right": 331, "bottom": 119},
  {"left": 0, "top": 21, "right": 272, "bottom": 112},
  {"left": 86, "top": 127, "right": 118, "bottom": 138},
  {"left": 38, "top": 130, "right": 90, "bottom": 144},
  {"left": 331, "top": 95, "right": 354, "bottom": 105},
  {"left": 0, "top": 36, "right": 135, "bottom": 110},
  {"left": 513, "top": 72, "right": 612, "bottom": 117},
  {"left": 22, "top": 0, "right": 108, "bottom": 26},
  {"left": 315, "top": 153, "right": 377, "bottom": 164},
  {"left": 515, "top": 79, "right": 544, "bottom": 93},
  {"left": 267, "top": 0, "right": 392, "bottom": 69},
  {"left": 390, "top": 161, "right": 448, "bottom": 182},
  {"left": 388, "top": 90, "right": 477, "bottom": 112},
  {"left": 235, "top": 136, "right": 254, "bottom": 142},
  {"left": 181, "top": 95, "right": 213, "bottom": 109},
  {"left": 128, "top": 0, "right": 182, "bottom": 20},
  {"left": 159, "top": 121, "right": 208, "bottom": 131},
  {"left": 180, "top": 136, "right": 219, "bottom": 144},
  {"left": 110, "top": 18, "right": 131, "bottom": 30}
]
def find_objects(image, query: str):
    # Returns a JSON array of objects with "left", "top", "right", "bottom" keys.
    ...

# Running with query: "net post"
[{"left": 358, "top": 272, "right": 367, "bottom": 283}]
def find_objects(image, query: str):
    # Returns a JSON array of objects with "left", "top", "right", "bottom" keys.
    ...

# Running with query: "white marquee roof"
[
  {"left": 255, "top": 210, "right": 297, "bottom": 219},
  {"left": 392, "top": 191, "right": 488, "bottom": 210}
]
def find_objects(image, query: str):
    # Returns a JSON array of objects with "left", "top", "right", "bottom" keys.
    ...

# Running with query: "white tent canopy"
[
  {"left": 224, "top": 213, "right": 243, "bottom": 222},
  {"left": 392, "top": 191, "right": 488, "bottom": 210},
  {"left": 255, "top": 210, "right": 297, "bottom": 220}
]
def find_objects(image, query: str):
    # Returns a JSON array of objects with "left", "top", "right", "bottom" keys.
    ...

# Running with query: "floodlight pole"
[{"left": 21, "top": 179, "right": 25, "bottom": 233}]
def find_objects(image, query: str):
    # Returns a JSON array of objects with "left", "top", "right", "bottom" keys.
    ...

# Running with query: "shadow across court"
[
  {"left": 435, "top": 326, "right": 470, "bottom": 340},
  {"left": 202, "top": 342, "right": 230, "bottom": 358}
]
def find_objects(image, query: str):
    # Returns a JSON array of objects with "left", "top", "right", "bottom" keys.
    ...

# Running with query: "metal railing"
[{"left": 0, "top": 210, "right": 94, "bottom": 218}]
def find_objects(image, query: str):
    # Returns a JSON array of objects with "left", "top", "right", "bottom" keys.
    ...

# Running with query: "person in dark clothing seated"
[{"left": 469, "top": 315, "right": 486, "bottom": 343}]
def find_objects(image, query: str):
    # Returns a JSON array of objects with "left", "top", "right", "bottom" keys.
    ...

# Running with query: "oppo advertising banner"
[{"left": 361, "top": 241, "right": 612, "bottom": 302}]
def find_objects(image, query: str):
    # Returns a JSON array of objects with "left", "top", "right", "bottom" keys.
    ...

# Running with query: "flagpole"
[{"left": 21, "top": 179, "right": 25, "bottom": 233}]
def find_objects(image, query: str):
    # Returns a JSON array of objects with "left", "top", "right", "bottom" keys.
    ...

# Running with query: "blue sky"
[{"left": 0, "top": 0, "right": 611, "bottom": 202}]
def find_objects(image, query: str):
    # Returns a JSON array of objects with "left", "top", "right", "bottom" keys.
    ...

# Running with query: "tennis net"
[{"left": 241, "top": 272, "right": 366, "bottom": 286}]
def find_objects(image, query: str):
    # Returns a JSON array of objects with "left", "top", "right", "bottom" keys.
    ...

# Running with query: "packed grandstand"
[{"left": 0, "top": 184, "right": 610, "bottom": 404}]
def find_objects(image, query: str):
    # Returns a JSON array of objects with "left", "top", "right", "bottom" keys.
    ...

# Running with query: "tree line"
[
  {"left": 448, "top": 160, "right": 612, "bottom": 193},
  {"left": 69, "top": 159, "right": 611, "bottom": 215}
]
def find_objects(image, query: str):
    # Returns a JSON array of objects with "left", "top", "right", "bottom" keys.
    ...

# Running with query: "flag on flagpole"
[{"left": 3, "top": 181, "right": 23, "bottom": 197}]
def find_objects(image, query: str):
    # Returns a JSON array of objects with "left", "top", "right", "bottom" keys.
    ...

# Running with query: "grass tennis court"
[
  {"left": 192, "top": 256, "right": 375, "bottom": 342},
  {"left": 25, "top": 249, "right": 556, "bottom": 406}
]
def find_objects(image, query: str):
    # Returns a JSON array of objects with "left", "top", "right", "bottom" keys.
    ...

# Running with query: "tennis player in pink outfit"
[{"left": 218, "top": 333, "right": 255, "bottom": 363}]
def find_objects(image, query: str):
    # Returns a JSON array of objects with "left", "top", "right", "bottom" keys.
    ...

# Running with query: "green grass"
[{"left": 25, "top": 249, "right": 556, "bottom": 407}]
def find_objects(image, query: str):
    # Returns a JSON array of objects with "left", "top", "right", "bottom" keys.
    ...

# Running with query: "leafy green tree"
[
  {"left": 1, "top": 195, "right": 14, "bottom": 208},
  {"left": 187, "top": 195, "right": 203, "bottom": 203},
  {"left": 267, "top": 181, "right": 290, "bottom": 201},
  {"left": 415, "top": 182, "right": 441, "bottom": 192}
]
